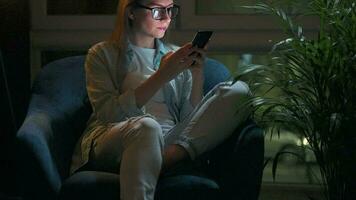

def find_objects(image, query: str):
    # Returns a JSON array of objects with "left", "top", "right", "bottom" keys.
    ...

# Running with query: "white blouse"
[{"left": 122, "top": 43, "right": 175, "bottom": 134}]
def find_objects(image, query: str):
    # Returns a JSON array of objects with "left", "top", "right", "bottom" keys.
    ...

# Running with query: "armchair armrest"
[
  {"left": 16, "top": 56, "right": 91, "bottom": 200},
  {"left": 16, "top": 97, "right": 62, "bottom": 200}
]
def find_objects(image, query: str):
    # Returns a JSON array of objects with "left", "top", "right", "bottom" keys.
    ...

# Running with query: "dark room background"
[{"left": 1, "top": 0, "right": 30, "bottom": 197}]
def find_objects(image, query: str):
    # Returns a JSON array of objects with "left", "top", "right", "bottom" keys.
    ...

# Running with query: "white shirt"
[{"left": 121, "top": 43, "right": 175, "bottom": 134}]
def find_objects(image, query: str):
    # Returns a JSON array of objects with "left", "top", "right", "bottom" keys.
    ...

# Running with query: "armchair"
[{"left": 16, "top": 55, "right": 264, "bottom": 200}]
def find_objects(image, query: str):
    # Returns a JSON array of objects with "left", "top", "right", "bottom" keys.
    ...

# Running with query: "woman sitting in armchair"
[{"left": 70, "top": 0, "right": 254, "bottom": 200}]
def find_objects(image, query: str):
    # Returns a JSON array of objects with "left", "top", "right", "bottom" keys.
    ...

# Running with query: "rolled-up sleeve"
[{"left": 85, "top": 43, "right": 144, "bottom": 123}]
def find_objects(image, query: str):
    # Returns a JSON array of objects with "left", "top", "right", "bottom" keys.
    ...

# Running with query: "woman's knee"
[
  {"left": 110, "top": 117, "right": 163, "bottom": 147},
  {"left": 213, "top": 81, "right": 252, "bottom": 118},
  {"left": 228, "top": 81, "right": 251, "bottom": 98},
  {"left": 136, "top": 117, "right": 162, "bottom": 134},
  {"left": 216, "top": 81, "right": 251, "bottom": 102},
  {"left": 135, "top": 117, "right": 163, "bottom": 143},
  {"left": 108, "top": 117, "right": 164, "bottom": 152}
]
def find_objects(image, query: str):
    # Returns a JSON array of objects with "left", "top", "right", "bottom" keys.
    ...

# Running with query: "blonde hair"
[{"left": 109, "top": 0, "right": 136, "bottom": 58}]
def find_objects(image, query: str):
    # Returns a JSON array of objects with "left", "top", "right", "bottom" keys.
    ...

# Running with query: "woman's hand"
[
  {"left": 135, "top": 43, "right": 200, "bottom": 108},
  {"left": 188, "top": 46, "right": 207, "bottom": 76},
  {"left": 157, "top": 43, "right": 197, "bottom": 82},
  {"left": 189, "top": 46, "right": 207, "bottom": 106}
]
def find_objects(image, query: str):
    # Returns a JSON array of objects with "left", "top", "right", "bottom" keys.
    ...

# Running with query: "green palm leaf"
[{"left": 239, "top": 1, "right": 356, "bottom": 199}]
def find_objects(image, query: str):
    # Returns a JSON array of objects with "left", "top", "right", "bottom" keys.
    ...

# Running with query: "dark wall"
[{"left": 0, "top": 0, "right": 30, "bottom": 197}]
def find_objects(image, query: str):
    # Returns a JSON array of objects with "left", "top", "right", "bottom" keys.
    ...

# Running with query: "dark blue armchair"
[{"left": 16, "top": 55, "right": 264, "bottom": 200}]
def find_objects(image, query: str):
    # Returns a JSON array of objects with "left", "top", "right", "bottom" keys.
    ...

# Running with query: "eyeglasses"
[{"left": 134, "top": 4, "right": 180, "bottom": 20}]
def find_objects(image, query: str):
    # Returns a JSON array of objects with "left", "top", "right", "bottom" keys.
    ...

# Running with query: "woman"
[{"left": 70, "top": 0, "right": 251, "bottom": 199}]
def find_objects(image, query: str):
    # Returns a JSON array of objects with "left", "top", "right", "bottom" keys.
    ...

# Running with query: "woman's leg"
[
  {"left": 164, "top": 81, "right": 251, "bottom": 164},
  {"left": 91, "top": 116, "right": 164, "bottom": 200}
]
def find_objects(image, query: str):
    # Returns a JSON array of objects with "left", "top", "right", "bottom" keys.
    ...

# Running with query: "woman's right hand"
[
  {"left": 134, "top": 43, "right": 197, "bottom": 108},
  {"left": 156, "top": 43, "right": 197, "bottom": 82}
]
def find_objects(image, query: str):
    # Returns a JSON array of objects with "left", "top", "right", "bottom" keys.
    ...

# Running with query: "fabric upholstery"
[{"left": 202, "top": 58, "right": 231, "bottom": 94}]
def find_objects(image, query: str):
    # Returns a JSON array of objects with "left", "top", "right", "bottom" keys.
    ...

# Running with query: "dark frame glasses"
[{"left": 134, "top": 4, "right": 180, "bottom": 20}]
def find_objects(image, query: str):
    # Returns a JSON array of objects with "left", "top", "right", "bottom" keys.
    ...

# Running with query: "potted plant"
[{"left": 237, "top": 1, "right": 356, "bottom": 200}]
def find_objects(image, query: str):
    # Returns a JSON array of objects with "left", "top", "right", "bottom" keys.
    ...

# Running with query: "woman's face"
[{"left": 130, "top": 0, "right": 174, "bottom": 40}]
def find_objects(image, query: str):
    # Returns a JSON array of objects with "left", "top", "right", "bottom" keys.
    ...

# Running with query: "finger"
[
  {"left": 184, "top": 56, "right": 195, "bottom": 66},
  {"left": 177, "top": 43, "right": 193, "bottom": 54},
  {"left": 194, "top": 48, "right": 206, "bottom": 55},
  {"left": 188, "top": 47, "right": 202, "bottom": 57},
  {"left": 176, "top": 49, "right": 194, "bottom": 61},
  {"left": 190, "top": 57, "right": 202, "bottom": 66},
  {"left": 163, "top": 51, "right": 174, "bottom": 59},
  {"left": 185, "top": 46, "right": 197, "bottom": 57},
  {"left": 182, "top": 42, "right": 193, "bottom": 49},
  {"left": 193, "top": 52, "right": 203, "bottom": 60},
  {"left": 194, "top": 53, "right": 206, "bottom": 65},
  {"left": 195, "top": 58, "right": 204, "bottom": 66},
  {"left": 189, "top": 50, "right": 205, "bottom": 60}
]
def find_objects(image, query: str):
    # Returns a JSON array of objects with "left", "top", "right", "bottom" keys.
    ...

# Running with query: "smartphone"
[{"left": 191, "top": 31, "right": 213, "bottom": 48}]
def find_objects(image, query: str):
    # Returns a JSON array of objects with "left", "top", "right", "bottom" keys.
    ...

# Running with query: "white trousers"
[{"left": 90, "top": 81, "right": 251, "bottom": 200}]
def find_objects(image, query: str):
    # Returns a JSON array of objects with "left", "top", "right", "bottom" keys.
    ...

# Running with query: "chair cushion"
[{"left": 60, "top": 171, "right": 219, "bottom": 200}]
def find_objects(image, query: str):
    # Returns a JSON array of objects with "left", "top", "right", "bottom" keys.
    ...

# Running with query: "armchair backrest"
[{"left": 203, "top": 58, "right": 231, "bottom": 94}]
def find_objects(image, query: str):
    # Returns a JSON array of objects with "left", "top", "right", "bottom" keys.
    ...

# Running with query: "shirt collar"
[
  {"left": 126, "top": 39, "right": 169, "bottom": 69},
  {"left": 153, "top": 39, "right": 170, "bottom": 68},
  {"left": 126, "top": 39, "right": 167, "bottom": 53}
]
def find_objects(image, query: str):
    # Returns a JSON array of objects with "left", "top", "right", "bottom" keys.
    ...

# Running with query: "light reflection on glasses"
[{"left": 134, "top": 4, "right": 180, "bottom": 20}]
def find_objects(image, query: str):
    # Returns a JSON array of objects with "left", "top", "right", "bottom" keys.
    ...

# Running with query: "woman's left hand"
[
  {"left": 188, "top": 46, "right": 207, "bottom": 106},
  {"left": 189, "top": 46, "right": 207, "bottom": 76}
]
